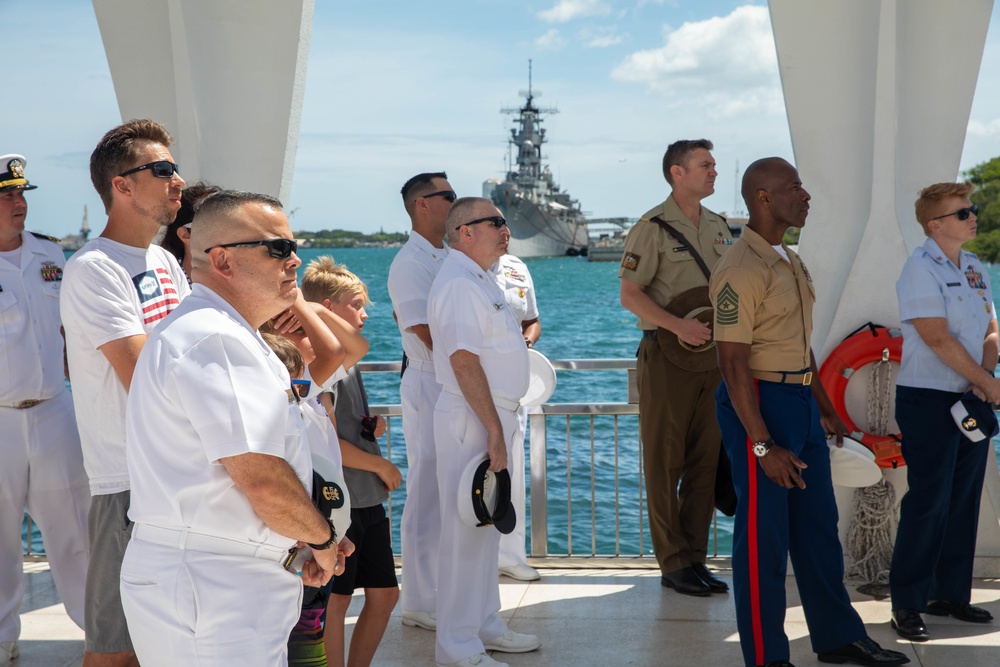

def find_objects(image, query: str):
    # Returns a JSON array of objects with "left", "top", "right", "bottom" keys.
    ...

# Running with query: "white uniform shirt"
[
  {"left": 0, "top": 232, "right": 67, "bottom": 403},
  {"left": 428, "top": 249, "right": 529, "bottom": 401},
  {"left": 125, "top": 284, "right": 309, "bottom": 550},
  {"left": 896, "top": 237, "right": 997, "bottom": 392},
  {"left": 61, "top": 238, "right": 190, "bottom": 494},
  {"left": 489, "top": 254, "right": 537, "bottom": 326},
  {"left": 387, "top": 231, "right": 448, "bottom": 364}
]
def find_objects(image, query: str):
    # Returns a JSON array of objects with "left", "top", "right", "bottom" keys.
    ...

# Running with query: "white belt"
[
  {"left": 132, "top": 523, "right": 291, "bottom": 563},
  {"left": 444, "top": 387, "right": 520, "bottom": 413},
  {"left": 407, "top": 358, "right": 434, "bottom": 372}
]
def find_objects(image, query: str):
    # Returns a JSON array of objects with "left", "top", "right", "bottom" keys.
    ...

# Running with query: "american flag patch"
[{"left": 132, "top": 268, "right": 180, "bottom": 325}]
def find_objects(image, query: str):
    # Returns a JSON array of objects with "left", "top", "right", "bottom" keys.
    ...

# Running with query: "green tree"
[{"left": 963, "top": 156, "right": 1000, "bottom": 262}]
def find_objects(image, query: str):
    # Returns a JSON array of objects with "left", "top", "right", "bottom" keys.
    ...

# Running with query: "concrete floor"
[{"left": 13, "top": 561, "right": 1000, "bottom": 666}]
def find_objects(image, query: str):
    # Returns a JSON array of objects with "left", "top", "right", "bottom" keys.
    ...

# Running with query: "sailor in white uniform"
[
  {"left": 387, "top": 172, "right": 453, "bottom": 630},
  {"left": 119, "top": 191, "right": 342, "bottom": 666},
  {"left": 489, "top": 254, "right": 541, "bottom": 582},
  {"left": 0, "top": 155, "right": 89, "bottom": 666},
  {"left": 428, "top": 197, "right": 541, "bottom": 667}
]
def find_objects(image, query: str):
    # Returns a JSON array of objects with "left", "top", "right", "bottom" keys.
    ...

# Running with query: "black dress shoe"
[
  {"left": 890, "top": 609, "right": 929, "bottom": 641},
  {"left": 762, "top": 661, "right": 795, "bottom": 667},
  {"left": 691, "top": 562, "right": 729, "bottom": 593},
  {"left": 926, "top": 600, "right": 994, "bottom": 623},
  {"left": 817, "top": 637, "right": 910, "bottom": 666},
  {"left": 660, "top": 566, "right": 711, "bottom": 596}
]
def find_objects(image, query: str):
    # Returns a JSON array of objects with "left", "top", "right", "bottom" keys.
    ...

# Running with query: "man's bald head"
[
  {"left": 189, "top": 190, "right": 284, "bottom": 272},
  {"left": 741, "top": 157, "right": 794, "bottom": 212}
]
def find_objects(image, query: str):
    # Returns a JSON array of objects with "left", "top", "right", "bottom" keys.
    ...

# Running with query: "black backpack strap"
[{"left": 649, "top": 215, "right": 712, "bottom": 281}]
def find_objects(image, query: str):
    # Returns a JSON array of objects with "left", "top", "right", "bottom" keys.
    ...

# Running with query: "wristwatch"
[
  {"left": 752, "top": 439, "right": 775, "bottom": 458},
  {"left": 306, "top": 518, "right": 338, "bottom": 551}
]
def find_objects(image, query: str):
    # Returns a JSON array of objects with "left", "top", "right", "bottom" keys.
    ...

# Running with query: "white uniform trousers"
[
  {"left": 0, "top": 391, "right": 89, "bottom": 640},
  {"left": 498, "top": 406, "right": 529, "bottom": 568},
  {"left": 399, "top": 365, "right": 443, "bottom": 613},
  {"left": 434, "top": 391, "right": 513, "bottom": 665},
  {"left": 121, "top": 538, "right": 303, "bottom": 666}
]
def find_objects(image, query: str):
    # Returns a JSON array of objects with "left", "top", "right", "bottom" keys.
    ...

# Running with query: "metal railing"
[{"left": 24, "top": 358, "right": 729, "bottom": 564}]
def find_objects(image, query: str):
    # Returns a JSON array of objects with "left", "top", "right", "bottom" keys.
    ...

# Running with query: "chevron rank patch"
[
  {"left": 621, "top": 252, "right": 641, "bottom": 271},
  {"left": 716, "top": 282, "right": 740, "bottom": 326}
]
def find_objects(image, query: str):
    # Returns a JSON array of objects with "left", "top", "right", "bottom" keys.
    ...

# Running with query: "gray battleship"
[{"left": 482, "top": 64, "right": 588, "bottom": 258}]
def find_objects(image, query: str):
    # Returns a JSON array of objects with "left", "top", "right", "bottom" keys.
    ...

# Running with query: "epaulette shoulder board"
[{"left": 31, "top": 232, "right": 62, "bottom": 243}]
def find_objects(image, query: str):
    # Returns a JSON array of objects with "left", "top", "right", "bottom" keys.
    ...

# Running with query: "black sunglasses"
[
  {"left": 930, "top": 204, "right": 979, "bottom": 222},
  {"left": 455, "top": 215, "right": 507, "bottom": 231},
  {"left": 118, "top": 160, "right": 181, "bottom": 179},
  {"left": 204, "top": 238, "right": 298, "bottom": 259},
  {"left": 422, "top": 190, "right": 458, "bottom": 203}
]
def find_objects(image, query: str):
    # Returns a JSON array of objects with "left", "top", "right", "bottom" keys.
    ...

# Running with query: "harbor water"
[{"left": 24, "top": 247, "right": 1000, "bottom": 559}]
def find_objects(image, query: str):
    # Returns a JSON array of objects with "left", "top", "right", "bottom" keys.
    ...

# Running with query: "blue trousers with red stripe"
[{"left": 716, "top": 380, "right": 866, "bottom": 667}]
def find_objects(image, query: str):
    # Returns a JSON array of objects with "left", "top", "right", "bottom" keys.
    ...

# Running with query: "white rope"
[{"left": 845, "top": 350, "right": 896, "bottom": 587}]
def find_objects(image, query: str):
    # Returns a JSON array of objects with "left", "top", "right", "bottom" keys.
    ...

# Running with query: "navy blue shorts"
[{"left": 330, "top": 504, "right": 398, "bottom": 595}]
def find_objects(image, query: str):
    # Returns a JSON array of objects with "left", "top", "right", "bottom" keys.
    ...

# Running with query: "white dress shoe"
[
  {"left": 436, "top": 653, "right": 509, "bottom": 667},
  {"left": 483, "top": 629, "right": 542, "bottom": 653},
  {"left": 498, "top": 563, "right": 540, "bottom": 581},
  {"left": 401, "top": 609, "right": 437, "bottom": 630},
  {"left": 0, "top": 641, "right": 19, "bottom": 667}
]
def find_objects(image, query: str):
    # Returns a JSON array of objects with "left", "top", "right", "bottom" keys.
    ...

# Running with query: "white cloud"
[
  {"left": 538, "top": 0, "right": 611, "bottom": 24},
  {"left": 535, "top": 28, "right": 568, "bottom": 51},
  {"left": 580, "top": 27, "right": 624, "bottom": 48},
  {"left": 967, "top": 118, "right": 1000, "bottom": 138},
  {"left": 611, "top": 5, "right": 781, "bottom": 116}
]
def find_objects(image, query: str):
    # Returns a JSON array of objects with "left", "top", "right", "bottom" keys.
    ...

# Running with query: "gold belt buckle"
[
  {"left": 15, "top": 399, "right": 42, "bottom": 409},
  {"left": 801, "top": 372, "right": 813, "bottom": 386},
  {"left": 282, "top": 546, "right": 298, "bottom": 571}
]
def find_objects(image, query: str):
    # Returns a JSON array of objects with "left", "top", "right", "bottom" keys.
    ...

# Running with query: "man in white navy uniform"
[
  {"left": 387, "top": 171, "right": 454, "bottom": 630},
  {"left": 428, "top": 197, "right": 542, "bottom": 667},
  {"left": 61, "top": 120, "right": 190, "bottom": 667},
  {"left": 120, "top": 191, "right": 343, "bottom": 667},
  {"left": 0, "top": 155, "right": 89, "bottom": 667},
  {"left": 489, "top": 253, "right": 542, "bottom": 582}
]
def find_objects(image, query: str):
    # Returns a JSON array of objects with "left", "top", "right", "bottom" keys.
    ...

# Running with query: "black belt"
[{"left": 642, "top": 330, "right": 657, "bottom": 340}]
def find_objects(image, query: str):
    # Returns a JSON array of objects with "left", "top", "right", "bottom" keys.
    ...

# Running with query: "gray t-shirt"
[{"left": 331, "top": 366, "right": 389, "bottom": 508}]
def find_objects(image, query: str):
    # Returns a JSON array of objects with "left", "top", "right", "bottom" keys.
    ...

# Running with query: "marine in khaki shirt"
[{"left": 710, "top": 224, "right": 814, "bottom": 373}]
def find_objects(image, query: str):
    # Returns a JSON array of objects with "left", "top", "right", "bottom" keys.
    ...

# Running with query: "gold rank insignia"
[
  {"left": 518, "top": 288, "right": 525, "bottom": 298},
  {"left": 963, "top": 416, "right": 977, "bottom": 431},
  {"left": 716, "top": 282, "right": 740, "bottom": 326},
  {"left": 323, "top": 485, "right": 341, "bottom": 502},
  {"left": 621, "top": 252, "right": 640, "bottom": 271}
]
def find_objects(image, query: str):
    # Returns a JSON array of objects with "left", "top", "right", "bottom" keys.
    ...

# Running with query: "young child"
[
  {"left": 262, "top": 331, "right": 355, "bottom": 667},
  {"left": 301, "top": 256, "right": 401, "bottom": 667}
]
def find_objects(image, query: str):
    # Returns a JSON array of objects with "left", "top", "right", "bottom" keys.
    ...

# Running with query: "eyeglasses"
[
  {"left": 421, "top": 190, "right": 457, "bottom": 203},
  {"left": 118, "top": 161, "right": 181, "bottom": 179},
  {"left": 204, "top": 238, "right": 298, "bottom": 259},
  {"left": 455, "top": 215, "right": 507, "bottom": 231},
  {"left": 930, "top": 204, "right": 978, "bottom": 222},
  {"left": 291, "top": 379, "right": 312, "bottom": 399}
]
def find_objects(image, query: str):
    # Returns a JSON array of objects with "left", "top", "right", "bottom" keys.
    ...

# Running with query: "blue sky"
[{"left": 8, "top": 1, "right": 1000, "bottom": 237}]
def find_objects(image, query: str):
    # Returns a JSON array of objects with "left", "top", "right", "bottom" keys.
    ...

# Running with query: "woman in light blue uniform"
[{"left": 890, "top": 181, "right": 999, "bottom": 641}]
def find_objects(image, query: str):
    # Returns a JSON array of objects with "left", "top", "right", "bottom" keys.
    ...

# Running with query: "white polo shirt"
[
  {"left": 62, "top": 238, "right": 190, "bottom": 495},
  {"left": 388, "top": 231, "right": 448, "bottom": 364},
  {"left": 428, "top": 249, "right": 529, "bottom": 401},
  {"left": 0, "top": 231, "right": 67, "bottom": 404},
  {"left": 125, "top": 284, "right": 309, "bottom": 551},
  {"left": 896, "top": 237, "right": 997, "bottom": 392},
  {"left": 490, "top": 254, "right": 537, "bottom": 326}
]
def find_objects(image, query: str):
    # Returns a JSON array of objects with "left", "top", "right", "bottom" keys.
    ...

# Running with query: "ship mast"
[{"left": 501, "top": 59, "right": 558, "bottom": 201}]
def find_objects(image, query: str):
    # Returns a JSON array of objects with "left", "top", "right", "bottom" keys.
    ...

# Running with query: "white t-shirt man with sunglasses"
[{"left": 62, "top": 120, "right": 190, "bottom": 665}]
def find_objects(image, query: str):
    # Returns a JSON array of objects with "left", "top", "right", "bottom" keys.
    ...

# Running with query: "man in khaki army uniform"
[
  {"left": 619, "top": 139, "right": 732, "bottom": 596},
  {"left": 712, "top": 157, "right": 908, "bottom": 667}
]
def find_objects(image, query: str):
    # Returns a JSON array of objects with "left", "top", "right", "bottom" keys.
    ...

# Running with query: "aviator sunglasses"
[
  {"left": 422, "top": 190, "right": 458, "bottom": 203},
  {"left": 455, "top": 215, "right": 507, "bottom": 231},
  {"left": 204, "top": 238, "right": 298, "bottom": 259},
  {"left": 930, "top": 204, "right": 979, "bottom": 222},
  {"left": 117, "top": 160, "right": 181, "bottom": 179}
]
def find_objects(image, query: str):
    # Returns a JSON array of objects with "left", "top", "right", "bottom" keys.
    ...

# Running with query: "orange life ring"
[{"left": 819, "top": 324, "right": 906, "bottom": 469}]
